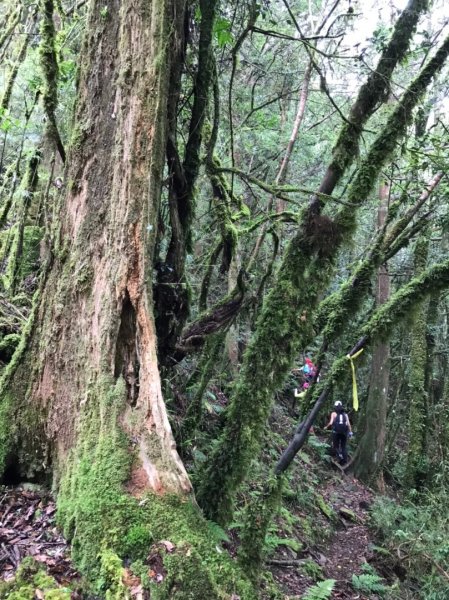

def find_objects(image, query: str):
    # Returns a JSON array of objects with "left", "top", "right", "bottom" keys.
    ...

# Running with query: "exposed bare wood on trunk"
[
  {"left": 275, "top": 61, "right": 313, "bottom": 213},
  {"left": 11, "top": 0, "right": 190, "bottom": 495}
]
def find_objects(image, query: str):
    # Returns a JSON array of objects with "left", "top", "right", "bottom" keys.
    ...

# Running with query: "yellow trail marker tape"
[{"left": 346, "top": 348, "right": 364, "bottom": 411}]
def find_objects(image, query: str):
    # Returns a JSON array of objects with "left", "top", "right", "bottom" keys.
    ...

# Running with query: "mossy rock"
[
  {"left": 315, "top": 494, "right": 337, "bottom": 522},
  {"left": 339, "top": 507, "right": 361, "bottom": 523}
]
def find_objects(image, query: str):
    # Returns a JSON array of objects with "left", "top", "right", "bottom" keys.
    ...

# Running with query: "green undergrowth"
[
  {"left": 370, "top": 492, "right": 449, "bottom": 599},
  {"left": 220, "top": 401, "right": 338, "bottom": 592},
  {"left": 0, "top": 557, "right": 71, "bottom": 599},
  {"left": 56, "top": 376, "right": 255, "bottom": 599}
]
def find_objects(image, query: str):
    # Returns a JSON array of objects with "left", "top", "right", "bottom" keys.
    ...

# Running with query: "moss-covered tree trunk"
[
  {"left": 198, "top": 30, "right": 449, "bottom": 525},
  {"left": 0, "top": 1, "right": 253, "bottom": 597},
  {"left": 405, "top": 233, "right": 430, "bottom": 489},
  {"left": 353, "top": 181, "right": 390, "bottom": 487}
]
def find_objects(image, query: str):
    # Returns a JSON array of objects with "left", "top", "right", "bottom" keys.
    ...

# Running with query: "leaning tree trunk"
[{"left": 0, "top": 1, "right": 252, "bottom": 597}]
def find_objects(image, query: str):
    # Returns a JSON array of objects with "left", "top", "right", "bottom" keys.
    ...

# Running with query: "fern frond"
[{"left": 303, "top": 578, "right": 335, "bottom": 600}]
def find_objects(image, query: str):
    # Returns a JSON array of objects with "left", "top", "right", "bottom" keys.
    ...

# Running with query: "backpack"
[{"left": 333, "top": 412, "right": 349, "bottom": 434}]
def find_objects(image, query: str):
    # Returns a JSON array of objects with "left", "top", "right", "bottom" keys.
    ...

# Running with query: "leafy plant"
[
  {"left": 214, "top": 17, "right": 233, "bottom": 47},
  {"left": 352, "top": 563, "right": 390, "bottom": 595},
  {"left": 352, "top": 572, "right": 390, "bottom": 595},
  {"left": 265, "top": 534, "right": 301, "bottom": 554},
  {"left": 308, "top": 435, "right": 331, "bottom": 462},
  {"left": 303, "top": 579, "right": 335, "bottom": 600},
  {"left": 370, "top": 494, "right": 449, "bottom": 599}
]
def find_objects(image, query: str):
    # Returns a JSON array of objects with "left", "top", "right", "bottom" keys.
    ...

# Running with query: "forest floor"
[
  {"left": 0, "top": 473, "right": 384, "bottom": 599},
  {"left": 0, "top": 424, "right": 394, "bottom": 600},
  {"left": 0, "top": 486, "right": 83, "bottom": 596},
  {"left": 268, "top": 467, "right": 377, "bottom": 599}
]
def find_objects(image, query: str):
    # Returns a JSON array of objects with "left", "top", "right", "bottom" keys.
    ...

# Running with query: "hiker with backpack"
[{"left": 324, "top": 401, "right": 353, "bottom": 464}]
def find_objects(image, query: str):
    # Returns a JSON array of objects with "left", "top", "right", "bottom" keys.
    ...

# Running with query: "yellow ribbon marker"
[{"left": 346, "top": 348, "right": 364, "bottom": 411}]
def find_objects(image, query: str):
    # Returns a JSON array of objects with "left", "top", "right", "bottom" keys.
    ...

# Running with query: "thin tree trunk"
[
  {"left": 248, "top": 60, "right": 312, "bottom": 269},
  {"left": 405, "top": 233, "right": 430, "bottom": 488},
  {"left": 0, "top": 12, "right": 35, "bottom": 112},
  {"left": 275, "top": 60, "right": 312, "bottom": 213}
]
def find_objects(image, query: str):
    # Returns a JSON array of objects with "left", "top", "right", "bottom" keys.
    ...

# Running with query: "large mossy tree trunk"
[{"left": 0, "top": 1, "right": 253, "bottom": 597}]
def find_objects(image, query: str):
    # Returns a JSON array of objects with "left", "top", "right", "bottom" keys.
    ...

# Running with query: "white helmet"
[{"left": 334, "top": 401, "right": 342, "bottom": 408}]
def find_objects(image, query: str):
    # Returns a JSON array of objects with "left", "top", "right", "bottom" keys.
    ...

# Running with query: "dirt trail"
[
  {"left": 321, "top": 476, "right": 374, "bottom": 599},
  {"left": 269, "top": 468, "right": 376, "bottom": 599},
  {"left": 2, "top": 474, "right": 377, "bottom": 599}
]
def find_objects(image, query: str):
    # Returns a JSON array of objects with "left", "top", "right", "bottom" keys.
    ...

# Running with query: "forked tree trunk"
[{"left": 0, "top": 1, "right": 251, "bottom": 596}]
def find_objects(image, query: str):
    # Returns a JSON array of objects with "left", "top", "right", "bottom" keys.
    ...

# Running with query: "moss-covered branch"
[
  {"left": 177, "top": 271, "right": 245, "bottom": 353},
  {"left": 276, "top": 253, "right": 449, "bottom": 476},
  {"left": 10, "top": 149, "right": 42, "bottom": 295},
  {"left": 315, "top": 171, "right": 443, "bottom": 339},
  {"left": 198, "top": 240, "right": 223, "bottom": 312},
  {"left": 181, "top": 332, "right": 227, "bottom": 443},
  {"left": 0, "top": 6, "right": 22, "bottom": 55},
  {"left": 0, "top": 13, "right": 33, "bottom": 112},
  {"left": 183, "top": 0, "right": 219, "bottom": 228},
  {"left": 196, "top": 33, "right": 449, "bottom": 525},
  {"left": 39, "top": 0, "right": 66, "bottom": 163},
  {"left": 315, "top": 0, "right": 428, "bottom": 203}
]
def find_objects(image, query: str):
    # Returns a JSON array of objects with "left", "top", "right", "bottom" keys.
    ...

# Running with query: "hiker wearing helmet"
[{"left": 325, "top": 401, "right": 352, "bottom": 464}]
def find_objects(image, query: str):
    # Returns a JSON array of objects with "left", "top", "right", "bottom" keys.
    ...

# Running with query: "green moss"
[
  {"left": 0, "top": 334, "right": 21, "bottom": 361},
  {"left": 0, "top": 393, "right": 14, "bottom": 474},
  {"left": 1, "top": 225, "right": 18, "bottom": 291},
  {"left": 300, "top": 559, "right": 324, "bottom": 582},
  {"left": 182, "top": 332, "right": 225, "bottom": 442},
  {"left": 1, "top": 225, "right": 42, "bottom": 292},
  {"left": 56, "top": 376, "right": 254, "bottom": 599},
  {"left": 196, "top": 233, "right": 334, "bottom": 524},
  {"left": 0, "top": 557, "right": 71, "bottom": 599},
  {"left": 238, "top": 476, "right": 284, "bottom": 580},
  {"left": 0, "top": 254, "right": 52, "bottom": 476},
  {"left": 316, "top": 494, "right": 337, "bottom": 522},
  {"left": 39, "top": 0, "right": 59, "bottom": 117},
  {"left": 404, "top": 234, "right": 430, "bottom": 488},
  {"left": 153, "top": 543, "right": 229, "bottom": 600},
  {"left": 123, "top": 524, "right": 153, "bottom": 560},
  {"left": 18, "top": 226, "right": 43, "bottom": 281}
]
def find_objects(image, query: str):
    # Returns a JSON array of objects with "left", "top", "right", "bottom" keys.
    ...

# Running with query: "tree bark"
[
  {"left": 197, "top": 31, "right": 449, "bottom": 525},
  {"left": 353, "top": 181, "right": 391, "bottom": 487},
  {"left": 405, "top": 233, "right": 430, "bottom": 488},
  {"left": 0, "top": 1, "right": 252, "bottom": 596}
]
